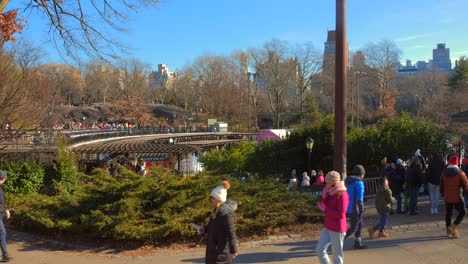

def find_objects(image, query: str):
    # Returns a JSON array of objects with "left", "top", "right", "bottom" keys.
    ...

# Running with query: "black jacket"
[
  {"left": 406, "top": 163, "right": 423, "bottom": 188},
  {"left": 387, "top": 165, "right": 403, "bottom": 196},
  {"left": 427, "top": 158, "right": 444, "bottom": 185},
  {"left": 0, "top": 185, "right": 6, "bottom": 213},
  {"left": 205, "top": 200, "right": 238, "bottom": 264}
]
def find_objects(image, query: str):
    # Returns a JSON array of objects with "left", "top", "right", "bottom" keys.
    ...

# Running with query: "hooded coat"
[
  {"left": 440, "top": 165, "right": 468, "bottom": 204},
  {"left": 344, "top": 176, "right": 364, "bottom": 214},
  {"left": 427, "top": 156, "right": 444, "bottom": 185},
  {"left": 205, "top": 200, "right": 238, "bottom": 264}
]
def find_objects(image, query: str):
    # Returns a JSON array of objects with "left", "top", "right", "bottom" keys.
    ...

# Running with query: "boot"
[
  {"left": 368, "top": 227, "right": 376, "bottom": 240},
  {"left": 378, "top": 230, "right": 389, "bottom": 238},
  {"left": 354, "top": 240, "right": 368, "bottom": 250},
  {"left": 451, "top": 224, "right": 460, "bottom": 238},
  {"left": 446, "top": 227, "right": 454, "bottom": 237},
  {"left": 1, "top": 255, "right": 12, "bottom": 262}
]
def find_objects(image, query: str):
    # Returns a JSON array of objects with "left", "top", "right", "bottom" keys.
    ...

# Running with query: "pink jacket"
[
  {"left": 315, "top": 175, "right": 325, "bottom": 185},
  {"left": 322, "top": 191, "right": 349, "bottom": 233}
]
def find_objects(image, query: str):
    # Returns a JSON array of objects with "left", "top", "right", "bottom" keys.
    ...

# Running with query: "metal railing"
[{"left": 363, "top": 177, "right": 381, "bottom": 198}]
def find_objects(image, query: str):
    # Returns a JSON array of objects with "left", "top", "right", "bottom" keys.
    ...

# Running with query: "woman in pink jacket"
[{"left": 316, "top": 171, "right": 349, "bottom": 264}]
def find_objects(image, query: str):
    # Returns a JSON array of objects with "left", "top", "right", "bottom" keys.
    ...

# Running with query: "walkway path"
[{"left": 5, "top": 197, "right": 468, "bottom": 263}]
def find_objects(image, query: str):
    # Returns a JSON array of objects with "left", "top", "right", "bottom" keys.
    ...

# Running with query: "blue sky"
[{"left": 9, "top": 0, "right": 468, "bottom": 71}]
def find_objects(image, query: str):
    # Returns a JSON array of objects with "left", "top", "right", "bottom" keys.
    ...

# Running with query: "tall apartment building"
[
  {"left": 432, "top": 43, "right": 452, "bottom": 73},
  {"left": 149, "top": 64, "right": 178, "bottom": 88}
]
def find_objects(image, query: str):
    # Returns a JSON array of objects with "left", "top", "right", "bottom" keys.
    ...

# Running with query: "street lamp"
[{"left": 306, "top": 137, "right": 314, "bottom": 174}]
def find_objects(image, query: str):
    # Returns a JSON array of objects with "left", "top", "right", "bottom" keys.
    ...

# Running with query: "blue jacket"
[{"left": 345, "top": 176, "right": 365, "bottom": 214}]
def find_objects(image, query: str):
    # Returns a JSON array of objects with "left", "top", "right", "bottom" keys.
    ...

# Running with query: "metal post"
[
  {"left": 307, "top": 150, "right": 312, "bottom": 175},
  {"left": 356, "top": 74, "right": 360, "bottom": 127},
  {"left": 334, "top": 0, "right": 347, "bottom": 179}
]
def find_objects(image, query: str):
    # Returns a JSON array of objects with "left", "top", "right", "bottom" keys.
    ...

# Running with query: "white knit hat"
[{"left": 210, "top": 181, "right": 231, "bottom": 203}]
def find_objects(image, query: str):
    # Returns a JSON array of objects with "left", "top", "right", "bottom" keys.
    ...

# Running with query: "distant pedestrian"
[
  {"left": 0, "top": 171, "right": 11, "bottom": 262},
  {"left": 204, "top": 181, "right": 238, "bottom": 263},
  {"left": 315, "top": 170, "right": 325, "bottom": 185},
  {"left": 406, "top": 156, "right": 423, "bottom": 215},
  {"left": 427, "top": 152, "right": 445, "bottom": 214},
  {"left": 288, "top": 174, "right": 297, "bottom": 191},
  {"left": 301, "top": 172, "right": 310, "bottom": 187},
  {"left": 390, "top": 160, "right": 405, "bottom": 214},
  {"left": 345, "top": 165, "right": 367, "bottom": 249},
  {"left": 368, "top": 177, "right": 395, "bottom": 239},
  {"left": 316, "top": 171, "right": 349, "bottom": 264},
  {"left": 383, "top": 163, "right": 397, "bottom": 214},
  {"left": 462, "top": 153, "right": 468, "bottom": 208},
  {"left": 310, "top": 170, "right": 318, "bottom": 184},
  {"left": 441, "top": 155, "right": 468, "bottom": 238}
]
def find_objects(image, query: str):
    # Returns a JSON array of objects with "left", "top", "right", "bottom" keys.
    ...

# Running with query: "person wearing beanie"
[
  {"left": 310, "top": 170, "right": 317, "bottom": 184},
  {"left": 0, "top": 171, "right": 11, "bottom": 262},
  {"left": 440, "top": 155, "right": 468, "bottom": 238},
  {"left": 368, "top": 177, "right": 395, "bottom": 239},
  {"left": 301, "top": 172, "right": 311, "bottom": 187},
  {"left": 344, "top": 165, "right": 367, "bottom": 249},
  {"left": 316, "top": 171, "right": 349, "bottom": 264},
  {"left": 393, "top": 159, "right": 407, "bottom": 214},
  {"left": 204, "top": 180, "right": 238, "bottom": 263}
]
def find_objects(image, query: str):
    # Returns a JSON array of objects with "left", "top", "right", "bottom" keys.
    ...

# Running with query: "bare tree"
[
  {"left": 293, "top": 42, "right": 322, "bottom": 124},
  {"left": 0, "top": 0, "right": 160, "bottom": 60},
  {"left": 250, "top": 40, "right": 298, "bottom": 128},
  {"left": 364, "top": 40, "right": 401, "bottom": 118}
]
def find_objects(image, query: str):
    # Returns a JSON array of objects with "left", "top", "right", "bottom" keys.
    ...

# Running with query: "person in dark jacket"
[
  {"left": 385, "top": 162, "right": 402, "bottom": 214},
  {"left": 344, "top": 165, "right": 367, "bottom": 250},
  {"left": 440, "top": 156, "right": 468, "bottom": 238},
  {"left": 392, "top": 159, "right": 406, "bottom": 214},
  {"left": 0, "top": 171, "right": 11, "bottom": 262},
  {"left": 205, "top": 181, "right": 238, "bottom": 264},
  {"left": 406, "top": 156, "right": 423, "bottom": 215},
  {"left": 427, "top": 152, "right": 445, "bottom": 214}
]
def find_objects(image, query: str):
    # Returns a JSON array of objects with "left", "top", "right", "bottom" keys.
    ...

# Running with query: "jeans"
[
  {"left": 408, "top": 186, "right": 420, "bottom": 214},
  {"left": 0, "top": 219, "right": 7, "bottom": 256},
  {"left": 393, "top": 193, "right": 402, "bottom": 213},
  {"left": 346, "top": 213, "right": 363, "bottom": 238},
  {"left": 464, "top": 193, "right": 468, "bottom": 208},
  {"left": 374, "top": 212, "right": 389, "bottom": 231},
  {"left": 428, "top": 183, "right": 440, "bottom": 210},
  {"left": 445, "top": 202, "right": 466, "bottom": 227},
  {"left": 316, "top": 228, "right": 345, "bottom": 264}
]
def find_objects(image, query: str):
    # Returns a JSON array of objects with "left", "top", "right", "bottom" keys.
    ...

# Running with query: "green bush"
[
  {"left": 1, "top": 161, "right": 45, "bottom": 196},
  {"left": 52, "top": 141, "right": 78, "bottom": 194},
  {"left": 201, "top": 142, "right": 255, "bottom": 175},
  {"left": 8, "top": 166, "right": 321, "bottom": 245}
]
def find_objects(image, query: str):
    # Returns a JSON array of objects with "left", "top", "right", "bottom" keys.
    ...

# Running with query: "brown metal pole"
[{"left": 334, "top": 0, "right": 348, "bottom": 179}]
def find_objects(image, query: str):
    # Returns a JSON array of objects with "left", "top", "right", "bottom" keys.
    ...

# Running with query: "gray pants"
[
  {"left": 316, "top": 228, "right": 345, "bottom": 264},
  {"left": 428, "top": 183, "right": 440, "bottom": 210}
]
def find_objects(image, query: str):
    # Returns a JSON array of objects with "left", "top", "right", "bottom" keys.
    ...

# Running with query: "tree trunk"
[{"left": 0, "top": 0, "right": 11, "bottom": 13}]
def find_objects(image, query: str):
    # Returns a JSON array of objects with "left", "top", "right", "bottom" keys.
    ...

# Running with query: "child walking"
[{"left": 368, "top": 177, "right": 395, "bottom": 239}]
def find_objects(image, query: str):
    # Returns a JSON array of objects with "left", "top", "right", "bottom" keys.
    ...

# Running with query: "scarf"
[{"left": 328, "top": 181, "right": 347, "bottom": 196}]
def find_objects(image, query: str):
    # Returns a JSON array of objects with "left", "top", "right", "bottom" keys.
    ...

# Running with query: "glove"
[{"left": 4, "top": 210, "right": 10, "bottom": 220}]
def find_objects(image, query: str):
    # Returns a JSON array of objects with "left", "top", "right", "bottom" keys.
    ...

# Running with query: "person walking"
[
  {"left": 315, "top": 170, "right": 325, "bottom": 185},
  {"left": 301, "top": 172, "right": 311, "bottom": 187},
  {"left": 395, "top": 159, "right": 407, "bottom": 213},
  {"left": 316, "top": 171, "right": 349, "bottom": 264},
  {"left": 344, "top": 165, "right": 367, "bottom": 249},
  {"left": 368, "top": 177, "right": 395, "bottom": 239},
  {"left": 0, "top": 171, "right": 11, "bottom": 262},
  {"left": 441, "top": 156, "right": 468, "bottom": 238},
  {"left": 427, "top": 152, "right": 445, "bottom": 214},
  {"left": 461, "top": 153, "right": 468, "bottom": 208},
  {"left": 406, "top": 156, "right": 423, "bottom": 215},
  {"left": 204, "top": 181, "right": 238, "bottom": 263}
]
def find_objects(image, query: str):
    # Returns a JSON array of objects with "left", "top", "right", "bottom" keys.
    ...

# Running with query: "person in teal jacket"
[{"left": 344, "top": 165, "right": 367, "bottom": 250}]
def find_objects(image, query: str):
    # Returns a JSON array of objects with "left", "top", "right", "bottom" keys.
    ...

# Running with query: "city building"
[
  {"left": 416, "top": 61, "right": 429, "bottom": 72},
  {"left": 432, "top": 43, "right": 452, "bottom": 73},
  {"left": 398, "top": 60, "right": 418, "bottom": 75},
  {"left": 149, "top": 64, "right": 178, "bottom": 88}
]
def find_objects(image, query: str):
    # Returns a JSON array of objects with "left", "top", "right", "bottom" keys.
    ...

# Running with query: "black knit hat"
[{"left": 351, "top": 165, "right": 366, "bottom": 176}]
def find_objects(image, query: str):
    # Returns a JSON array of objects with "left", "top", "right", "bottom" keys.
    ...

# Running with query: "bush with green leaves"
[
  {"left": 201, "top": 141, "right": 255, "bottom": 175},
  {"left": 52, "top": 141, "right": 78, "bottom": 194},
  {"left": 1, "top": 161, "right": 45, "bottom": 196},
  {"left": 8, "top": 166, "right": 320, "bottom": 245}
]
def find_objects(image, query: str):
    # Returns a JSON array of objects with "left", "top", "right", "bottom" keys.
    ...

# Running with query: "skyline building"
[{"left": 432, "top": 43, "right": 452, "bottom": 73}]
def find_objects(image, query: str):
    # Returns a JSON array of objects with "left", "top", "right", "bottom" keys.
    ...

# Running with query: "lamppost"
[{"left": 306, "top": 137, "right": 314, "bottom": 174}]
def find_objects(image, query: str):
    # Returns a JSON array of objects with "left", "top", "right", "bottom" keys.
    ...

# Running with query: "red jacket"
[
  {"left": 322, "top": 191, "right": 349, "bottom": 233},
  {"left": 441, "top": 165, "right": 468, "bottom": 204}
]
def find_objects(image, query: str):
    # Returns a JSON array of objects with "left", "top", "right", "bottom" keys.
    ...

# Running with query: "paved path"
[{"left": 5, "top": 197, "right": 468, "bottom": 263}]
